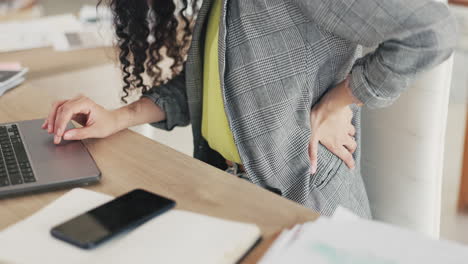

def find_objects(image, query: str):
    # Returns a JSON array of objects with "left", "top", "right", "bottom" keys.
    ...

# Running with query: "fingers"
[
  {"left": 41, "top": 119, "right": 48, "bottom": 129},
  {"left": 45, "top": 100, "right": 67, "bottom": 134},
  {"left": 344, "top": 136, "right": 358, "bottom": 154},
  {"left": 53, "top": 97, "right": 91, "bottom": 144},
  {"left": 322, "top": 140, "right": 356, "bottom": 170},
  {"left": 309, "top": 137, "right": 319, "bottom": 174},
  {"left": 63, "top": 127, "right": 93, "bottom": 141},
  {"left": 348, "top": 125, "right": 356, "bottom": 136},
  {"left": 334, "top": 146, "right": 355, "bottom": 169},
  {"left": 345, "top": 106, "right": 353, "bottom": 121}
]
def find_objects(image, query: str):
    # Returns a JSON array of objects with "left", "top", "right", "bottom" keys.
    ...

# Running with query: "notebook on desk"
[
  {"left": 0, "top": 188, "right": 261, "bottom": 264},
  {"left": 0, "top": 67, "right": 28, "bottom": 95}
]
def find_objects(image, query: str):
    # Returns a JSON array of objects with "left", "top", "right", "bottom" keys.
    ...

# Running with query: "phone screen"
[{"left": 51, "top": 189, "right": 175, "bottom": 249}]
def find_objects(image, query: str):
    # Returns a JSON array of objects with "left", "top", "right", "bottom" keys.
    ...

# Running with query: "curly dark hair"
[{"left": 98, "top": 0, "right": 199, "bottom": 103}]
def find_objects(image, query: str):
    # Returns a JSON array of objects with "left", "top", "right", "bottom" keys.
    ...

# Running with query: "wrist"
[
  {"left": 318, "top": 80, "right": 353, "bottom": 113},
  {"left": 343, "top": 76, "right": 363, "bottom": 107},
  {"left": 313, "top": 77, "right": 357, "bottom": 119},
  {"left": 112, "top": 106, "right": 133, "bottom": 132}
]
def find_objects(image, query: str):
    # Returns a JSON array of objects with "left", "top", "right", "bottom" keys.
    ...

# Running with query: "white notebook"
[
  {"left": 0, "top": 68, "right": 28, "bottom": 96},
  {"left": 0, "top": 188, "right": 261, "bottom": 264}
]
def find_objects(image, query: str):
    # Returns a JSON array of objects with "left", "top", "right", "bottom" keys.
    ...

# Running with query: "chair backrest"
[{"left": 361, "top": 52, "right": 453, "bottom": 237}]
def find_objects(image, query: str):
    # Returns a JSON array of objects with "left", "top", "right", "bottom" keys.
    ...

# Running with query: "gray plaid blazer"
[{"left": 143, "top": 0, "right": 456, "bottom": 218}]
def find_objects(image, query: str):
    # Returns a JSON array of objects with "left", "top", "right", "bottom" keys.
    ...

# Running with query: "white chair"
[{"left": 361, "top": 53, "right": 454, "bottom": 237}]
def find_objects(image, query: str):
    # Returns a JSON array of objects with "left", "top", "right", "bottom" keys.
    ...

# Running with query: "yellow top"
[{"left": 201, "top": 0, "right": 242, "bottom": 164}]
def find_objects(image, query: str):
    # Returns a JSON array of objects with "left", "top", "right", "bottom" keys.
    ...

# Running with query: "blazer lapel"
[{"left": 185, "top": 0, "right": 213, "bottom": 136}]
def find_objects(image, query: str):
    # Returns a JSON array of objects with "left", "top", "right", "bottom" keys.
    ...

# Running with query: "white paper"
[
  {"left": 330, "top": 206, "right": 361, "bottom": 222},
  {"left": 0, "top": 188, "right": 260, "bottom": 264},
  {"left": 260, "top": 208, "right": 468, "bottom": 264},
  {"left": 258, "top": 224, "right": 302, "bottom": 264}
]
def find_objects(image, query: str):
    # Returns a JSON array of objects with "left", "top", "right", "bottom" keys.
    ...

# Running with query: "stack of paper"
[
  {"left": 0, "top": 63, "right": 28, "bottom": 96},
  {"left": 260, "top": 207, "right": 468, "bottom": 264},
  {"left": 0, "top": 188, "right": 261, "bottom": 264}
]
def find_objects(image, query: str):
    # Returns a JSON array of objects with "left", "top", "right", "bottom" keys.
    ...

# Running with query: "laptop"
[{"left": 0, "top": 119, "right": 101, "bottom": 198}]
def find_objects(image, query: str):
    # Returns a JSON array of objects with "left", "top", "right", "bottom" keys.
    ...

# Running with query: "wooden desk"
[
  {"left": 1, "top": 47, "right": 116, "bottom": 80},
  {"left": 0, "top": 49, "right": 318, "bottom": 263}
]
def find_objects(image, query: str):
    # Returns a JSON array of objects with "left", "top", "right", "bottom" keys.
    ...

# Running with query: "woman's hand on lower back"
[
  {"left": 42, "top": 95, "right": 123, "bottom": 144},
  {"left": 309, "top": 78, "right": 360, "bottom": 174}
]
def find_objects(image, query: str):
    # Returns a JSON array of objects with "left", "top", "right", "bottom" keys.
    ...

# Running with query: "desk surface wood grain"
[{"left": 0, "top": 48, "right": 318, "bottom": 263}]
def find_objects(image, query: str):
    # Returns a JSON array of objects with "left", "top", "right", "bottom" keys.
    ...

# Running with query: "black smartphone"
[{"left": 50, "top": 189, "right": 176, "bottom": 249}]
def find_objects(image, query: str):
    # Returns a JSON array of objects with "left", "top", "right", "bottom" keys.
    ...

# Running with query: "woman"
[{"left": 43, "top": 0, "right": 456, "bottom": 218}]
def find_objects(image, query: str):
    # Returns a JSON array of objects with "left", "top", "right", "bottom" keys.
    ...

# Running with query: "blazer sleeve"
[
  {"left": 141, "top": 70, "right": 190, "bottom": 130},
  {"left": 292, "top": 0, "right": 457, "bottom": 108}
]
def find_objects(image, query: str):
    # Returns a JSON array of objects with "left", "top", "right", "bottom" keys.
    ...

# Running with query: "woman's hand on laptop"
[
  {"left": 43, "top": 95, "right": 167, "bottom": 144},
  {"left": 42, "top": 95, "right": 123, "bottom": 144}
]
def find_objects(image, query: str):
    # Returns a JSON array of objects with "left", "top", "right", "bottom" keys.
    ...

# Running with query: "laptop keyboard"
[{"left": 0, "top": 124, "right": 36, "bottom": 187}]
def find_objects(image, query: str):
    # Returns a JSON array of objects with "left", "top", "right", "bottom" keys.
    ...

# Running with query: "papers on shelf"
[
  {"left": 0, "top": 11, "right": 115, "bottom": 53},
  {"left": 0, "top": 14, "right": 82, "bottom": 52},
  {"left": 260, "top": 207, "right": 468, "bottom": 264},
  {"left": 52, "top": 5, "right": 115, "bottom": 51},
  {"left": 0, "top": 188, "right": 261, "bottom": 264}
]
